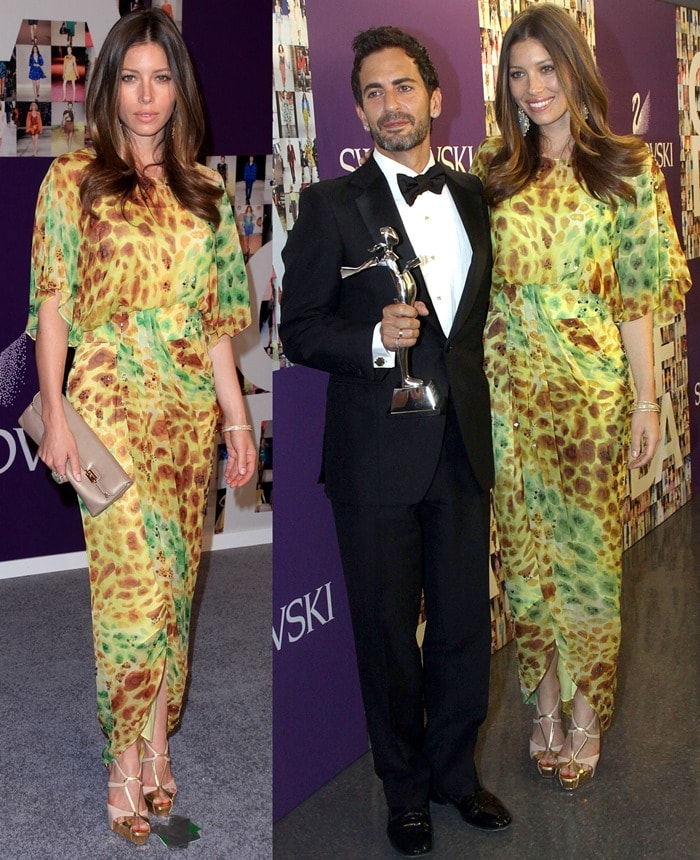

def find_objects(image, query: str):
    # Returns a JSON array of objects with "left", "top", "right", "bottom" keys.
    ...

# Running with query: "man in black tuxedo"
[{"left": 280, "top": 26, "right": 510, "bottom": 856}]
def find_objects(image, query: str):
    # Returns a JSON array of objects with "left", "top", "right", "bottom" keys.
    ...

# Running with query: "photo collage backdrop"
[
  {"left": 1, "top": 18, "right": 91, "bottom": 158},
  {"left": 203, "top": 151, "right": 275, "bottom": 525},
  {"left": 678, "top": 6, "right": 700, "bottom": 259},
  {"left": 273, "top": 0, "right": 315, "bottom": 372}
]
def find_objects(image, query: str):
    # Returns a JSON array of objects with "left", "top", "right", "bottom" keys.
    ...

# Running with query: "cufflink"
[{"left": 375, "top": 357, "right": 385, "bottom": 367}]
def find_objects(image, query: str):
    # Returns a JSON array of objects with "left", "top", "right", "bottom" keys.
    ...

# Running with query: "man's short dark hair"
[{"left": 350, "top": 26, "right": 440, "bottom": 105}]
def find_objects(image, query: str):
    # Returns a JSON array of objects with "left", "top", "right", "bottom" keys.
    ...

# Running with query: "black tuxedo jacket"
[{"left": 280, "top": 155, "right": 494, "bottom": 506}]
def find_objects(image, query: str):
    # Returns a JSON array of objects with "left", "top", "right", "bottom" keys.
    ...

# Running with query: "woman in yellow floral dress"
[
  {"left": 28, "top": 10, "right": 256, "bottom": 844},
  {"left": 470, "top": 4, "right": 690, "bottom": 790}
]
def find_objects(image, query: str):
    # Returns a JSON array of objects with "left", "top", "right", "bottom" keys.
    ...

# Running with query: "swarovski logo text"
[{"left": 273, "top": 581, "right": 334, "bottom": 650}]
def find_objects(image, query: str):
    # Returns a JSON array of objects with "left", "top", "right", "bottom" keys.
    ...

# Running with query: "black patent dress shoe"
[
  {"left": 386, "top": 805, "right": 433, "bottom": 856},
  {"left": 430, "top": 788, "right": 512, "bottom": 831}
]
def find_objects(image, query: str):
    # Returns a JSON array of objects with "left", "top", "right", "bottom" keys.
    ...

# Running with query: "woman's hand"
[
  {"left": 35, "top": 296, "right": 77, "bottom": 480},
  {"left": 209, "top": 334, "right": 257, "bottom": 488},
  {"left": 222, "top": 427, "right": 256, "bottom": 487},
  {"left": 37, "top": 407, "right": 81, "bottom": 482},
  {"left": 628, "top": 411, "right": 660, "bottom": 470},
  {"left": 620, "top": 312, "right": 658, "bottom": 471}
]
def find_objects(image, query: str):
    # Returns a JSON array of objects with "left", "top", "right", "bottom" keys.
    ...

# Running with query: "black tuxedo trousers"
[{"left": 332, "top": 399, "right": 491, "bottom": 806}]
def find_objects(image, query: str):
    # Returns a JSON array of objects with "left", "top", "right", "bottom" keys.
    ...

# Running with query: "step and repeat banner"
[
  {"left": 0, "top": 0, "right": 272, "bottom": 578},
  {"left": 273, "top": 0, "right": 698, "bottom": 820}
]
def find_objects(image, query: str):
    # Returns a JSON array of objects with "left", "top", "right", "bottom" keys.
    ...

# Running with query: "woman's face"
[
  {"left": 508, "top": 37, "right": 571, "bottom": 139},
  {"left": 118, "top": 41, "right": 176, "bottom": 147}
]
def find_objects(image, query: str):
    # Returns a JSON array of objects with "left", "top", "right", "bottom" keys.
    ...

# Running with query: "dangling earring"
[
  {"left": 517, "top": 106, "right": 530, "bottom": 135},
  {"left": 581, "top": 103, "right": 589, "bottom": 121}
]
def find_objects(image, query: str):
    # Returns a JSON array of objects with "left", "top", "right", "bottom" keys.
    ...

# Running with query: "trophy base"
[{"left": 390, "top": 381, "right": 444, "bottom": 415}]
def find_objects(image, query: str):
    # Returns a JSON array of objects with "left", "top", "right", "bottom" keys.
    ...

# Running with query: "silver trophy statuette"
[{"left": 341, "top": 226, "right": 444, "bottom": 415}]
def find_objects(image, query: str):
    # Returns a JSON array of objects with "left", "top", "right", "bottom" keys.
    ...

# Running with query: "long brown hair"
[
  {"left": 485, "top": 3, "right": 648, "bottom": 207},
  {"left": 80, "top": 9, "right": 222, "bottom": 225}
]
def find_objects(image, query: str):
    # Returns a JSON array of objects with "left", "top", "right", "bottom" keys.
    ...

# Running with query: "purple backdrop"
[
  {"left": 0, "top": 0, "right": 269, "bottom": 564},
  {"left": 596, "top": 1, "right": 681, "bottom": 220},
  {"left": 272, "top": 366, "right": 367, "bottom": 821}
]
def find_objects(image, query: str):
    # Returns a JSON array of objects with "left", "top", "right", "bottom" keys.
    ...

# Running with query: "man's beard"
[{"left": 368, "top": 111, "right": 430, "bottom": 153}]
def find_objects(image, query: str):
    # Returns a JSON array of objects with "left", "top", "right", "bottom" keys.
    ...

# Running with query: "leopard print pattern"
[
  {"left": 471, "top": 138, "right": 690, "bottom": 730},
  {"left": 28, "top": 149, "right": 250, "bottom": 762}
]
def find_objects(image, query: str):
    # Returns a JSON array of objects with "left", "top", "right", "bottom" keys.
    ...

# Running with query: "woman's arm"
[
  {"left": 620, "top": 311, "right": 660, "bottom": 469},
  {"left": 209, "top": 334, "right": 256, "bottom": 487},
  {"left": 35, "top": 294, "right": 81, "bottom": 481}
]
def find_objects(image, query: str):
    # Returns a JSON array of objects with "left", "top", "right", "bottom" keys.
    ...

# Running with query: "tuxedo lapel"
[
  {"left": 444, "top": 171, "right": 491, "bottom": 342},
  {"left": 352, "top": 158, "right": 418, "bottom": 264}
]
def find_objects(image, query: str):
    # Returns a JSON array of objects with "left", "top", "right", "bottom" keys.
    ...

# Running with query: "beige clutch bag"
[{"left": 18, "top": 392, "right": 133, "bottom": 516}]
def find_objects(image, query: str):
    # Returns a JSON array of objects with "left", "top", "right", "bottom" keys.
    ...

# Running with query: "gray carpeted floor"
[
  {"left": 0, "top": 544, "right": 271, "bottom": 860},
  {"left": 3, "top": 500, "right": 698, "bottom": 860},
  {"left": 274, "top": 498, "right": 700, "bottom": 859}
]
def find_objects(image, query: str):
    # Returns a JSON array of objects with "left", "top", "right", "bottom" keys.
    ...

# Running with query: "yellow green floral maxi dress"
[
  {"left": 27, "top": 149, "right": 250, "bottom": 762},
  {"left": 470, "top": 138, "right": 690, "bottom": 729}
]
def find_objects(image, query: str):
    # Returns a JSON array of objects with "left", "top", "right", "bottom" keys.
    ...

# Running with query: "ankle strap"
[
  {"left": 534, "top": 695, "right": 562, "bottom": 722},
  {"left": 141, "top": 738, "right": 170, "bottom": 763},
  {"left": 569, "top": 713, "right": 600, "bottom": 739}
]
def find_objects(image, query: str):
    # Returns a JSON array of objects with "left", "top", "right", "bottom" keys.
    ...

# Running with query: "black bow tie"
[{"left": 397, "top": 164, "right": 446, "bottom": 206}]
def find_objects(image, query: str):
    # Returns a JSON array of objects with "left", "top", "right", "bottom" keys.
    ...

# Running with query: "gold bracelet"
[
  {"left": 628, "top": 403, "right": 661, "bottom": 415},
  {"left": 222, "top": 424, "right": 253, "bottom": 432}
]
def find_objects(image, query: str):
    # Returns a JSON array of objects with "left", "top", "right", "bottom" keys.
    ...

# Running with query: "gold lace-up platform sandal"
[
  {"left": 107, "top": 759, "right": 150, "bottom": 844},
  {"left": 557, "top": 713, "right": 601, "bottom": 790},
  {"left": 529, "top": 696, "right": 564, "bottom": 777},
  {"left": 142, "top": 738, "right": 178, "bottom": 817}
]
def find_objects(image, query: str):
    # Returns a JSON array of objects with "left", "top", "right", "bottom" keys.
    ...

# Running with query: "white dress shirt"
[{"left": 370, "top": 149, "right": 473, "bottom": 367}]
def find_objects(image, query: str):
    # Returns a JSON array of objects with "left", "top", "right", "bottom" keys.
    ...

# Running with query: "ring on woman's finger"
[{"left": 51, "top": 470, "right": 68, "bottom": 484}]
